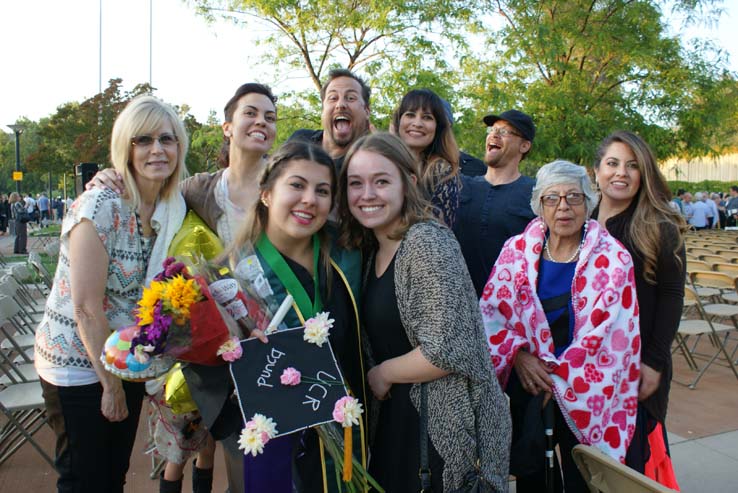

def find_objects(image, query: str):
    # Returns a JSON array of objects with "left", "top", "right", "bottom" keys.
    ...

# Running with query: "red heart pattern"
[
  {"left": 591, "top": 309, "right": 610, "bottom": 326},
  {"left": 622, "top": 285, "right": 632, "bottom": 309},
  {"left": 571, "top": 410, "right": 592, "bottom": 430},
  {"left": 597, "top": 350, "right": 616, "bottom": 367},
  {"left": 576, "top": 276, "right": 587, "bottom": 293},
  {"left": 566, "top": 347, "right": 587, "bottom": 368},
  {"left": 602, "top": 385, "right": 614, "bottom": 399},
  {"left": 604, "top": 426, "right": 621, "bottom": 449},
  {"left": 595, "top": 255, "right": 609, "bottom": 268},
  {"left": 555, "top": 362, "right": 570, "bottom": 381},
  {"left": 611, "top": 329, "right": 628, "bottom": 351},
  {"left": 611, "top": 410, "right": 627, "bottom": 431},
  {"left": 573, "top": 376, "right": 590, "bottom": 393},
  {"left": 480, "top": 223, "right": 639, "bottom": 462}
]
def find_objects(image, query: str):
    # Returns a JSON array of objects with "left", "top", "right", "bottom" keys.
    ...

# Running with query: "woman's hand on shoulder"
[
  {"left": 100, "top": 378, "right": 129, "bottom": 422},
  {"left": 638, "top": 363, "right": 661, "bottom": 401},
  {"left": 85, "top": 168, "right": 127, "bottom": 197},
  {"left": 513, "top": 350, "right": 554, "bottom": 396},
  {"left": 367, "top": 363, "right": 392, "bottom": 400}
]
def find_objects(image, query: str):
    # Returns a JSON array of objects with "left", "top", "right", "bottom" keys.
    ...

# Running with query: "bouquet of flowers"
[
  {"left": 101, "top": 257, "right": 242, "bottom": 381},
  {"left": 223, "top": 240, "right": 286, "bottom": 334},
  {"left": 191, "top": 248, "right": 284, "bottom": 338}
]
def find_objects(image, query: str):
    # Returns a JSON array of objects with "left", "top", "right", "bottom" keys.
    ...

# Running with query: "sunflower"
[
  {"left": 162, "top": 275, "right": 201, "bottom": 321},
  {"left": 136, "top": 281, "right": 165, "bottom": 325}
]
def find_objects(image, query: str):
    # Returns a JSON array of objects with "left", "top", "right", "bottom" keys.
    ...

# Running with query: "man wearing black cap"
[{"left": 453, "top": 109, "right": 537, "bottom": 297}]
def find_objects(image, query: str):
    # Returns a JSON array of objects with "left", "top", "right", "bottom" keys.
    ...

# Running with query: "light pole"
[{"left": 8, "top": 124, "right": 24, "bottom": 195}]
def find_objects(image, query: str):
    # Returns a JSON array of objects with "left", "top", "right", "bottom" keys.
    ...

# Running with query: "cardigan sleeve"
[
  {"left": 397, "top": 222, "right": 490, "bottom": 383},
  {"left": 641, "top": 223, "right": 686, "bottom": 372}
]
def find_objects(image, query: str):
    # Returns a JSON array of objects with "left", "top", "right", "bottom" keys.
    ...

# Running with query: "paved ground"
[{"left": 1, "top": 230, "right": 737, "bottom": 492}]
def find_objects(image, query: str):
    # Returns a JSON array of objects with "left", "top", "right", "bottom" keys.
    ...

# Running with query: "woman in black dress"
[
  {"left": 592, "top": 130, "right": 687, "bottom": 489},
  {"left": 338, "top": 132, "right": 511, "bottom": 492}
]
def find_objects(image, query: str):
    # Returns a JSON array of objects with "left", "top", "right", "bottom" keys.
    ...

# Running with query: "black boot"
[
  {"left": 192, "top": 462, "right": 214, "bottom": 493},
  {"left": 159, "top": 472, "right": 183, "bottom": 493}
]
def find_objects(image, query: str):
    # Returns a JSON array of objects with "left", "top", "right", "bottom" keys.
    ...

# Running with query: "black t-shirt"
[
  {"left": 453, "top": 174, "right": 536, "bottom": 297},
  {"left": 288, "top": 129, "right": 346, "bottom": 172}
]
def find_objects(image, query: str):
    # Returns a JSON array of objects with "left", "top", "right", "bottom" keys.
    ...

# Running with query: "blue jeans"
[{"left": 40, "top": 378, "right": 145, "bottom": 493}]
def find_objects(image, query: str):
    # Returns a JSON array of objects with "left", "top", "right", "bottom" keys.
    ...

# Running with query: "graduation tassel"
[{"left": 343, "top": 425, "right": 353, "bottom": 482}]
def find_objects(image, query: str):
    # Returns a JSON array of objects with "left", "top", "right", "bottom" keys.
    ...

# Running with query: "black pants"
[
  {"left": 40, "top": 378, "right": 145, "bottom": 493},
  {"left": 13, "top": 219, "right": 27, "bottom": 253},
  {"left": 508, "top": 371, "right": 590, "bottom": 493}
]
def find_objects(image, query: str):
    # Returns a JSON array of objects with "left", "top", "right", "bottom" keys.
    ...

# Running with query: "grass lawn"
[{"left": 28, "top": 223, "right": 61, "bottom": 236}]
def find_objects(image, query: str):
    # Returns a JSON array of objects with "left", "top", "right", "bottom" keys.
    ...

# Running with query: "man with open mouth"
[
  {"left": 453, "top": 109, "right": 538, "bottom": 297},
  {"left": 289, "top": 68, "right": 371, "bottom": 172}
]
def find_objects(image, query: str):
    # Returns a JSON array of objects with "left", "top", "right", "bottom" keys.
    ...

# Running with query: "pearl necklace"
[{"left": 544, "top": 222, "right": 588, "bottom": 264}]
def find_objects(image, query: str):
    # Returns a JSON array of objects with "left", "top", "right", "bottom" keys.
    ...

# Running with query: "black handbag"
[
  {"left": 419, "top": 384, "right": 494, "bottom": 493},
  {"left": 16, "top": 210, "right": 31, "bottom": 223}
]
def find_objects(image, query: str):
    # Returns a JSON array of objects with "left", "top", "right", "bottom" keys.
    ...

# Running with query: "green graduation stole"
[{"left": 255, "top": 233, "right": 323, "bottom": 319}]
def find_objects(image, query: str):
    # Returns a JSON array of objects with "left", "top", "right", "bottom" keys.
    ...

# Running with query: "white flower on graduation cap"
[
  {"left": 303, "top": 312, "right": 334, "bottom": 347},
  {"left": 238, "top": 413, "right": 278, "bottom": 457}
]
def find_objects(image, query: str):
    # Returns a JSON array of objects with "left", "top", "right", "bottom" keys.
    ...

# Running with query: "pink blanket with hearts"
[{"left": 480, "top": 217, "right": 640, "bottom": 462}]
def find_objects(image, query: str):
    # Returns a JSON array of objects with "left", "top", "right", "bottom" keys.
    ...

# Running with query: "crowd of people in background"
[
  {"left": 670, "top": 186, "right": 738, "bottom": 230},
  {"left": 16, "top": 68, "right": 704, "bottom": 493},
  {"left": 0, "top": 192, "right": 74, "bottom": 253}
]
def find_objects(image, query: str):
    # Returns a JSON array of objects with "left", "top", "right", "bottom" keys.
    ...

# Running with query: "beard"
[{"left": 325, "top": 116, "right": 369, "bottom": 149}]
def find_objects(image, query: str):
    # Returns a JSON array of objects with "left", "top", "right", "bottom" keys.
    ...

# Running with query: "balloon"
[
  {"left": 168, "top": 210, "right": 224, "bottom": 262},
  {"left": 164, "top": 364, "right": 198, "bottom": 415}
]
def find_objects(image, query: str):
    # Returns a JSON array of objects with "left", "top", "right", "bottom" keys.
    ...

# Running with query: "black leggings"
[{"left": 40, "top": 378, "right": 145, "bottom": 493}]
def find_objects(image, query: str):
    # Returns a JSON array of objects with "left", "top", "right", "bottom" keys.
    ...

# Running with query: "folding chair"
[
  {"left": 713, "top": 262, "right": 738, "bottom": 276},
  {"left": 686, "top": 266, "right": 720, "bottom": 299},
  {"left": 572, "top": 444, "right": 676, "bottom": 493},
  {"left": 0, "top": 275, "right": 44, "bottom": 329},
  {"left": 690, "top": 247, "right": 715, "bottom": 257},
  {"left": 28, "top": 252, "right": 54, "bottom": 291},
  {"left": 673, "top": 287, "right": 738, "bottom": 389},
  {"left": 690, "top": 271, "right": 738, "bottom": 314},
  {"left": 0, "top": 370, "right": 54, "bottom": 468},
  {"left": 0, "top": 294, "right": 35, "bottom": 368},
  {"left": 701, "top": 254, "right": 725, "bottom": 266}
]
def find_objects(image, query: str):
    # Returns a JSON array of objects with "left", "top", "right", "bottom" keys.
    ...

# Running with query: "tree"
[
  {"left": 25, "top": 79, "right": 153, "bottom": 178},
  {"left": 187, "top": 110, "right": 223, "bottom": 173},
  {"left": 191, "top": 0, "right": 477, "bottom": 98},
  {"left": 459, "top": 0, "right": 736, "bottom": 166}
]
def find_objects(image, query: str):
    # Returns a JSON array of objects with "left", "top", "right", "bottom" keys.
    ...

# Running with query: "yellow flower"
[
  {"left": 137, "top": 306, "right": 155, "bottom": 326},
  {"left": 139, "top": 281, "right": 165, "bottom": 309},
  {"left": 163, "top": 275, "right": 201, "bottom": 320},
  {"left": 136, "top": 281, "right": 164, "bottom": 325}
]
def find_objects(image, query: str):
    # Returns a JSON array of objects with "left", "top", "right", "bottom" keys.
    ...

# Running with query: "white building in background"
[{"left": 660, "top": 154, "right": 738, "bottom": 182}]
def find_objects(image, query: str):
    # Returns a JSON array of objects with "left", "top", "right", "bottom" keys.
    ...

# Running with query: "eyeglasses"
[
  {"left": 486, "top": 126, "right": 521, "bottom": 138},
  {"left": 131, "top": 133, "right": 179, "bottom": 147},
  {"left": 540, "top": 192, "right": 585, "bottom": 207}
]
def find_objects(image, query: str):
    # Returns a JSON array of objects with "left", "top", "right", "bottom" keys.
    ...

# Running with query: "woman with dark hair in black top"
[{"left": 593, "top": 131, "right": 688, "bottom": 489}]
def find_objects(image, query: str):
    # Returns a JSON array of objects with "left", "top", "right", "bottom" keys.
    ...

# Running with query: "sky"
[{"left": 1, "top": 0, "right": 737, "bottom": 131}]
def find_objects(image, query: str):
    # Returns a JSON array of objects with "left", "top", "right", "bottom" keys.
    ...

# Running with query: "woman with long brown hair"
[
  {"left": 592, "top": 130, "right": 687, "bottom": 489},
  {"left": 338, "top": 132, "right": 510, "bottom": 492}
]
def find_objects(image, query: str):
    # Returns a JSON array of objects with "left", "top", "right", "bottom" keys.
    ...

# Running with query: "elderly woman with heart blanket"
[{"left": 480, "top": 160, "right": 640, "bottom": 493}]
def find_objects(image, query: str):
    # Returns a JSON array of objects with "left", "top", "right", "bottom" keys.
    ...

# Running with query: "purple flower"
[{"left": 130, "top": 301, "right": 172, "bottom": 355}]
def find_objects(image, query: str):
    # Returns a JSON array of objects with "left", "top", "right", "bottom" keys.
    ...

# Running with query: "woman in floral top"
[{"left": 34, "top": 95, "right": 188, "bottom": 493}]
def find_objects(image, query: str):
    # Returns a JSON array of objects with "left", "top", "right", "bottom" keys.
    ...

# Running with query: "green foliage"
[
  {"left": 667, "top": 180, "right": 738, "bottom": 194},
  {"left": 4, "top": 79, "right": 217, "bottom": 194},
  {"left": 192, "top": 0, "right": 477, "bottom": 93},
  {"left": 5, "top": 0, "right": 737, "bottom": 191}
]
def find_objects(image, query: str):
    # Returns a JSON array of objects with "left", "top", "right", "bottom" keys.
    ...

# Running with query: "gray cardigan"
[{"left": 371, "top": 221, "right": 512, "bottom": 491}]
